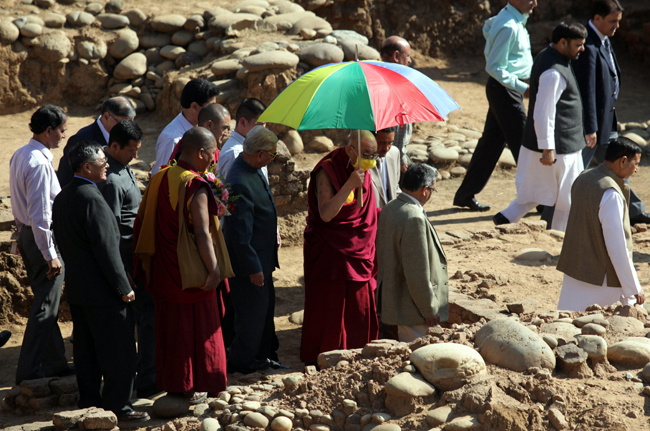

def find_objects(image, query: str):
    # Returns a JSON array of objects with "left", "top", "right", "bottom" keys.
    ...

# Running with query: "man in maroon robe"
[
  {"left": 134, "top": 127, "right": 232, "bottom": 400},
  {"left": 301, "top": 130, "right": 380, "bottom": 364}
]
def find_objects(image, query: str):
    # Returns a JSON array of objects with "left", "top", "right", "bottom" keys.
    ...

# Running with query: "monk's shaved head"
[
  {"left": 181, "top": 126, "right": 216, "bottom": 156},
  {"left": 348, "top": 130, "right": 377, "bottom": 154}
]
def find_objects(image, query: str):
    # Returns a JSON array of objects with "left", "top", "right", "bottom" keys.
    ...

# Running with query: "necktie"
[{"left": 604, "top": 38, "right": 619, "bottom": 99}]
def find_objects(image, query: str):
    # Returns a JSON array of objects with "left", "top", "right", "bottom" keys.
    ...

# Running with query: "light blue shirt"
[{"left": 483, "top": 3, "right": 533, "bottom": 94}]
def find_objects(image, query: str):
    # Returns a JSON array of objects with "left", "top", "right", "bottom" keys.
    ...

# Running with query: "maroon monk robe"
[
  {"left": 300, "top": 147, "right": 379, "bottom": 364},
  {"left": 137, "top": 161, "right": 227, "bottom": 394}
]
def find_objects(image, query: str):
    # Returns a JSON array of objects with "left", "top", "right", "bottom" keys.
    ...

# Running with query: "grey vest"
[{"left": 523, "top": 46, "right": 585, "bottom": 155}]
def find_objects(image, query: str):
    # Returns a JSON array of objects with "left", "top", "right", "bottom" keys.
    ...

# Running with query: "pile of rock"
[
  {"left": 0, "top": 0, "right": 380, "bottom": 117},
  {"left": 1, "top": 376, "right": 78, "bottom": 415}
]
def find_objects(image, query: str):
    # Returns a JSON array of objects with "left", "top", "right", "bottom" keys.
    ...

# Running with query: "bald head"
[
  {"left": 180, "top": 127, "right": 216, "bottom": 156},
  {"left": 346, "top": 130, "right": 377, "bottom": 164},
  {"left": 380, "top": 36, "right": 412, "bottom": 66}
]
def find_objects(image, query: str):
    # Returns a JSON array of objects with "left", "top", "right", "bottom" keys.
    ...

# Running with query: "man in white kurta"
[
  {"left": 494, "top": 23, "right": 588, "bottom": 232},
  {"left": 557, "top": 137, "right": 645, "bottom": 311}
]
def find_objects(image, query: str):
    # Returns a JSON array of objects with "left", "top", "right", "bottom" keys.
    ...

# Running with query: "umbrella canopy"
[{"left": 258, "top": 60, "right": 460, "bottom": 131}]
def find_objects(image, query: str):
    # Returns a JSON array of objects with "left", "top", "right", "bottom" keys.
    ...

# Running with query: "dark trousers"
[
  {"left": 132, "top": 283, "right": 156, "bottom": 395},
  {"left": 228, "top": 275, "right": 279, "bottom": 370},
  {"left": 15, "top": 228, "right": 68, "bottom": 384},
  {"left": 582, "top": 140, "right": 646, "bottom": 219},
  {"left": 454, "top": 77, "right": 527, "bottom": 204},
  {"left": 69, "top": 303, "right": 136, "bottom": 415}
]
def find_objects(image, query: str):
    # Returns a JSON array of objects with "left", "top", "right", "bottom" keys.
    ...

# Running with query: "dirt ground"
[{"left": 2, "top": 35, "right": 650, "bottom": 429}]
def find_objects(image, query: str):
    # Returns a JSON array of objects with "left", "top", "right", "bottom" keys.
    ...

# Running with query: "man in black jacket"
[
  {"left": 56, "top": 97, "right": 135, "bottom": 186},
  {"left": 223, "top": 126, "right": 284, "bottom": 374},
  {"left": 52, "top": 141, "right": 148, "bottom": 422}
]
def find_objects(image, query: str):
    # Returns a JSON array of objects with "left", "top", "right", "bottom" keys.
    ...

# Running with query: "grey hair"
[
  {"left": 401, "top": 163, "right": 438, "bottom": 191},
  {"left": 243, "top": 126, "right": 278, "bottom": 154},
  {"left": 101, "top": 96, "right": 136, "bottom": 118},
  {"left": 69, "top": 141, "right": 104, "bottom": 173}
]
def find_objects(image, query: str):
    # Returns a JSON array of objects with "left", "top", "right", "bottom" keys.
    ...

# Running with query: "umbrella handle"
[{"left": 357, "top": 186, "right": 363, "bottom": 208}]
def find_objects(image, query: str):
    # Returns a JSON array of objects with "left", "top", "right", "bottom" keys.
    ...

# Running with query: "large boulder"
[
  {"left": 263, "top": 11, "right": 315, "bottom": 27},
  {"left": 209, "top": 13, "right": 261, "bottom": 34},
  {"left": 242, "top": 51, "right": 299, "bottom": 72},
  {"left": 66, "top": 11, "right": 95, "bottom": 27},
  {"left": 139, "top": 34, "right": 172, "bottom": 49},
  {"left": 109, "top": 29, "right": 139, "bottom": 59},
  {"left": 608, "top": 337, "right": 650, "bottom": 368},
  {"left": 410, "top": 343, "right": 486, "bottom": 391},
  {"left": 475, "top": 318, "right": 556, "bottom": 371},
  {"left": 331, "top": 29, "right": 368, "bottom": 45},
  {"left": 123, "top": 9, "right": 147, "bottom": 27},
  {"left": 210, "top": 59, "right": 241, "bottom": 77},
  {"left": 289, "top": 15, "right": 332, "bottom": 35},
  {"left": 113, "top": 52, "right": 147, "bottom": 80},
  {"left": 32, "top": 31, "right": 72, "bottom": 62},
  {"left": 299, "top": 43, "right": 344, "bottom": 67},
  {"left": 152, "top": 395, "right": 190, "bottom": 418}
]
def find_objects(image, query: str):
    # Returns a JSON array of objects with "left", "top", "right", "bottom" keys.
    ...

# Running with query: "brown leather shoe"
[{"left": 117, "top": 411, "right": 150, "bottom": 422}]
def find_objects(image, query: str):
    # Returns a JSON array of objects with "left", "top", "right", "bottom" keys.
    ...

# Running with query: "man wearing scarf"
[{"left": 300, "top": 130, "right": 379, "bottom": 364}]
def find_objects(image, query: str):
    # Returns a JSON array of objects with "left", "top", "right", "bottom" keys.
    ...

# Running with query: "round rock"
[
  {"left": 307, "top": 136, "right": 334, "bottom": 153},
  {"left": 85, "top": 3, "right": 103, "bottom": 15},
  {"left": 385, "top": 372, "right": 435, "bottom": 397},
  {"left": 607, "top": 315, "right": 645, "bottom": 335},
  {"left": 43, "top": 13, "right": 67, "bottom": 28},
  {"left": 77, "top": 38, "right": 107, "bottom": 60},
  {"left": 338, "top": 39, "right": 380, "bottom": 61},
  {"left": 582, "top": 323, "right": 607, "bottom": 336},
  {"left": 271, "top": 415, "right": 293, "bottom": 431},
  {"left": 160, "top": 45, "right": 186, "bottom": 60},
  {"left": 175, "top": 52, "right": 201, "bottom": 68},
  {"left": 185, "top": 14, "right": 205, "bottom": 32},
  {"left": 498, "top": 148, "right": 516, "bottom": 168},
  {"left": 475, "top": 318, "right": 556, "bottom": 371},
  {"left": 283, "top": 130, "right": 304, "bottom": 156},
  {"left": 151, "top": 14, "right": 187, "bottom": 33},
  {"left": 188, "top": 40, "right": 209, "bottom": 57},
  {"left": 113, "top": 52, "right": 147, "bottom": 80},
  {"left": 109, "top": 29, "right": 139, "bottom": 59},
  {"left": 172, "top": 30, "right": 194, "bottom": 47},
  {"left": 573, "top": 314, "right": 605, "bottom": 327},
  {"left": 410, "top": 343, "right": 486, "bottom": 391},
  {"left": 124, "top": 9, "right": 147, "bottom": 27},
  {"left": 32, "top": 31, "right": 71, "bottom": 62},
  {"left": 242, "top": 51, "right": 299, "bottom": 72},
  {"left": 200, "top": 417, "right": 221, "bottom": 431},
  {"left": 105, "top": 0, "right": 124, "bottom": 13},
  {"left": 244, "top": 412, "right": 269, "bottom": 428},
  {"left": 21, "top": 23, "right": 42, "bottom": 38},
  {"left": 290, "top": 15, "right": 332, "bottom": 36},
  {"left": 540, "top": 322, "right": 581, "bottom": 340},
  {"left": 608, "top": 337, "right": 650, "bottom": 368},
  {"left": 331, "top": 29, "right": 368, "bottom": 45},
  {"left": 299, "top": 43, "right": 344, "bottom": 67},
  {"left": 34, "top": 0, "right": 55, "bottom": 8},
  {"left": 429, "top": 146, "right": 459, "bottom": 163},
  {"left": 140, "top": 34, "right": 171, "bottom": 49},
  {"left": 426, "top": 405, "right": 453, "bottom": 427},
  {"left": 96, "top": 13, "right": 129, "bottom": 29},
  {"left": 152, "top": 395, "right": 191, "bottom": 418},
  {"left": 576, "top": 335, "right": 607, "bottom": 360},
  {"left": 66, "top": 11, "right": 95, "bottom": 27},
  {"left": 211, "top": 59, "right": 241, "bottom": 77},
  {"left": 0, "top": 20, "right": 20, "bottom": 44},
  {"left": 513, "top": 248, "right": 552, "bottom": 262},
  {"left": 642, "top": 362, "right": 650, "bottom": 383}
]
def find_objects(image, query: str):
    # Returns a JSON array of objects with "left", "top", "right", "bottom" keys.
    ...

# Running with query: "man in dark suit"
[
  {"left": 56, "top": 97, "right": 135, "bottom": 186},
  {"left": 52, "top": 141, "right": 149, "bottom": 422},
  {"left": 573, "top": 0, "right": 650, "bottom": 224},
  {"left": 370, "top": 127, "right": 402, "bottom": 209},
  {"left": 223, "top": 126, "right": 285, "bottom": 374}
]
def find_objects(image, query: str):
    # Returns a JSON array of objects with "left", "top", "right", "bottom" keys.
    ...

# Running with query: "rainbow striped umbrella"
[{"left": 258, "top": 60, "right": 460, "bottom": 131}]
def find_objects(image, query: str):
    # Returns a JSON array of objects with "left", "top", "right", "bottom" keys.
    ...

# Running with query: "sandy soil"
[{"left": 2, "top": 39, "right": 650, "bottom": 429}]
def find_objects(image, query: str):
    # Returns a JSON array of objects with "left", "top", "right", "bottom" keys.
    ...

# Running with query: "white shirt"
[
  {"left": 534, "top": 67, "right": 566, "bottom": 150},
  {"left": 96, "top": 116, "right": 109, "bottom": 144},
  {"left": 558, "top": 188, "right": 642, "bottom": 310},
  {"left": 380, "top": 157, "right": 389, "bottom": 202},
  {"left": 152, "top": 112, "right": 193, "bottom": 174},
  {"left": 10, "top": 139, "right": 61, "bottom": 261},
  {"left": 588, "top": 19, "right": 619, "bottom": 98},
  {"left": 216, "top": 130, "right": 268, "bottom": 181}
]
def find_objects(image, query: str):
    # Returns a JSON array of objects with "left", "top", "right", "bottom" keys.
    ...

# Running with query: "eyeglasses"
[
  {"left": 350, "top": 146, "right": 379, "bottom": 160},
  {"left": 427, "top": 186, "right": 437, "bottom": 193},
  {"left": 261, "top": 150, "right": 277, "bottom": 159},
  {"left": 91, "top": 158, "right": 108, "bottom": 168}
]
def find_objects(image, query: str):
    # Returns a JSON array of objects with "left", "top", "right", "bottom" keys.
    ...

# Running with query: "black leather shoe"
[
  {"left": 267, "top": 359, "right": 290, "bottom": 370},
  {"left": 454, "top": 197, "right": 491, "bottom": 212},
  {"left": 0, "top": 330, "right": 11, "bottom": 348},
  {"left": 117, "top": 411, "right": 150, "bottom": 422},
  {"left": 630, "top": 213, "right": 650, "bottom": 225},
  {"left": 493, "top": 212, "right": 510, "bottom": 226}
]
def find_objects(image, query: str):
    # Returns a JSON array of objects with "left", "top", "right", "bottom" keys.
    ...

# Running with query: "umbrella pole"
[{"left": 357, "top": 128, "right": 363, "bottom": 208}]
